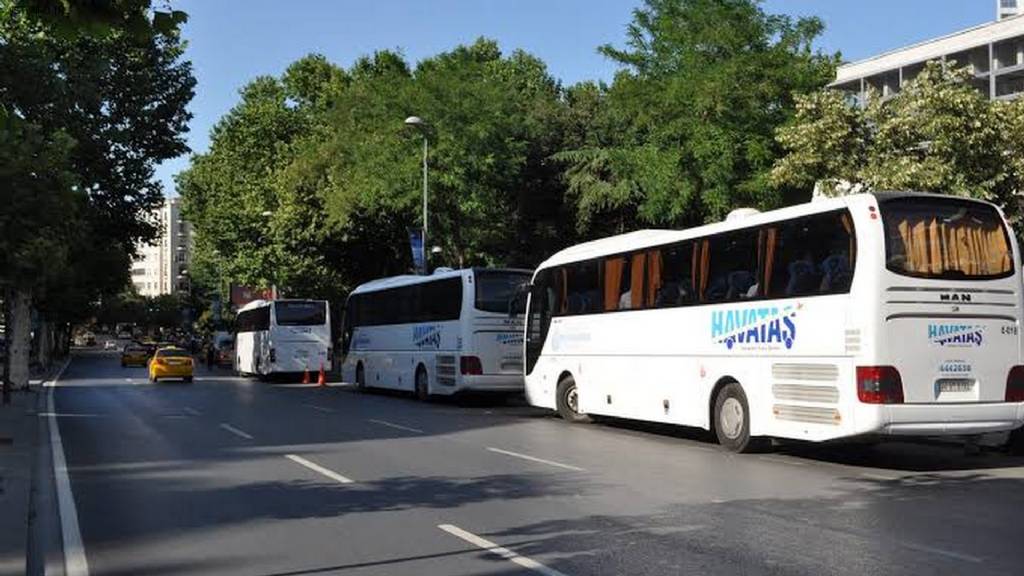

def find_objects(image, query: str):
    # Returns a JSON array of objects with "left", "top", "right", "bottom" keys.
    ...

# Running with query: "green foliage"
[
  {"left": 557, "top": 0, "right": 838, "bottom": 231},
  {"left": 774, "top": 62, "right": 1024, "bottom": 221},
  {"left": 181, "top": 39, "right": 574, "bottom": 302},
  {"left": 9, "top": 0, "right": 187, "bottom": 39}
]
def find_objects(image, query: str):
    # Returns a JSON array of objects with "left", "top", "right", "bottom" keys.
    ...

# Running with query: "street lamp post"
[{"left": 405, "top": 116, "right": 428, "bottom": 274}]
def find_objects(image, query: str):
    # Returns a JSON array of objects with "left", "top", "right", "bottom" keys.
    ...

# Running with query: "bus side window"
[
  {"left": 764, "top": 210, "right": 856, "bottom": 298},
  {"left": 705, "top": 231, "right": 759, "bottom": 302},
  {"left": 652, "top": 243, "right": 693, "bottom": 308}
]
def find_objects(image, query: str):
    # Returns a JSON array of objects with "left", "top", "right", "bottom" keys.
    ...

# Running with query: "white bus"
[
  {"left": 524, "top": 192, "right": 1024, "bottom": 452},
  {"left": 341, "top": 268, "right": 531, "bottom": 399},
  {"left": 235, "top": 299, "right": 332, "bottom": 377}
]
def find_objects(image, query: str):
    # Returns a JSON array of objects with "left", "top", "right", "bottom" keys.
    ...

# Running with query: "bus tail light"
[
  {"left": 856, "top": 366, "right": 904, "bottom": 404},
  {"left": 460, "top": 356, "right": 483, "bottom": 376},
  {"left": 269, "top": 348, "right": 276, "bottom": 363},
  {"left": 1006, "top": 366, "right": 1024, "bottom": 402}
]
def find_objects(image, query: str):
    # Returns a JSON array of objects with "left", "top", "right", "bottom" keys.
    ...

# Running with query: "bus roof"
[
  {"left": 349, "top": 267, "right": 532, "bottom": 297},
  {"left": 235, "top": 298, "right": 327, "bottom": 312},
  {"left": 534, "top": 192, "right": 978, "bottom": 271}
]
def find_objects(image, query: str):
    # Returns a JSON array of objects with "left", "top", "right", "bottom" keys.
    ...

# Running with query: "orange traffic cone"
[
  {"left": 317, "top": 363, "right": 326, "bottom": 387},
  {"left": 302, "top": 368, "right": 310, "bottom": 384}
]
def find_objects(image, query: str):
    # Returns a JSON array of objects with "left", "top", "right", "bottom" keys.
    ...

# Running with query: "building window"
[{"left": 1002, "top": 0, "right": 1017, "bottom": 9}]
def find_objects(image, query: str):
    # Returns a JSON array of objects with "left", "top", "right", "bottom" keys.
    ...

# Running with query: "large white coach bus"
[
  {"left": 523, "top": 192, "right": 1024, "bottom": 452},
  {"left": 235, "top": 299, "right": 332, "bottom": 377},
  {"left": 340, "top": 268, "right": 531, "bottom": 399}
]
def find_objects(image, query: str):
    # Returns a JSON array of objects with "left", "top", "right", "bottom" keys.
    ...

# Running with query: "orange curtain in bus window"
[
  {"left": 631, "top": 253, "right": 646, "bottom": 309},
  {"left": 646, "top": 249, "right": 662, "bottom": 306},
  {"left": 604, "top": 257, "right": 625, "bottom": 311},
  {"left": 897, "top": 217, "right": 1010, "bottom": 276}
]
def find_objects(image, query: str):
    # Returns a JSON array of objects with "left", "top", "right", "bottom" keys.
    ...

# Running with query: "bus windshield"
[
  {"left": 275, "top": 301, "right": 327, "bottom": 326},
  {"left": 880, "top": 197, "right": 1013, "bottom": 280},
  {"left": 475, "top": 271, "right": 531, "bottom": 313}
]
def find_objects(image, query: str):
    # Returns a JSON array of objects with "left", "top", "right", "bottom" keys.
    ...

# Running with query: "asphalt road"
[{"left": 50, "top": 350, "right": 1024, "bottom": 576}]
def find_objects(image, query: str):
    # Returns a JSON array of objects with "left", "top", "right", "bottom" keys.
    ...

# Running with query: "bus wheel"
[
  {"left": 355, "top": 364, "right": 366, "bottom": 391},
  {"left": 415, "top": 365, "right": 430, "bottom": 402},
  {"left": 556, "top": 374, "right": 591, "bottom": 423},
  {"left": 713, "top": 382, "right": 766, "bottom": 453}
]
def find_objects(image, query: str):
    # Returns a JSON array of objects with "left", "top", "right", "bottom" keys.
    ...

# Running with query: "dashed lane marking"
[
  {"left": 303, "top": 404, "right": 334, "bottom": 413},
  {"left": 285, "top": 454, "right": 354, "bottom": 484},
  {"left": 485, "top": 447, "right": 585, "bottom": 472},
  {"left": 182, "top": 407, "right": 202, "bottom": 417},
  {"left": 438, "top": 523, "right": 569, "bottom": 576},
  {"left": 368, "top": 419, "right": 424, "bottom": 434},
  {"left": 218, "top": 423, "right": 254, "bottom": 440}
]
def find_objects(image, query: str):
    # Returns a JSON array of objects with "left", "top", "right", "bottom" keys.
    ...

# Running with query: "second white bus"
[
  {"left": 235, "top": 299, "right": 332, "bottom": 377},
  {"left": 341, "top": 268, "right": 531, "bottom": 399},
  {"left": 524, "top": 192, "right": 1024, "bottom": 452}
]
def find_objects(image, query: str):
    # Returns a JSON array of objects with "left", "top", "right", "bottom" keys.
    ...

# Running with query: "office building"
[{"left": 832, "top": 10, "right": 1024, "bottom": 103}]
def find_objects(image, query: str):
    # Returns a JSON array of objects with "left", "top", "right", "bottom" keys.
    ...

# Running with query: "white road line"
[
  {"left": 486, "top": 447, "right": 585, "bottom": 472},
  {"left": 900, "top": 541, "right": 983, "bottom": 564},
  {"left": 368, "top": 419, "right": 424, "bottom": 434},
  {"left": 218, "top": 423, "right": 254, "bottom": 440},
  {"left": 303, "top": 404, "right": 334, "bottom": 413},
  {"left": 45, "top": 358, "right": 90, "bottom": 576},
  {"left": 37, "top": 413, "right": 103, "bottom": 418},
  {"left": 182, "top": 407, "right": 202, "bottom": 417},
  {"left": 438, "top": 523, "right": 568, "bottom": 576},
  {"left": 285, "top": 454, "right": 354, "bottom": 484}
]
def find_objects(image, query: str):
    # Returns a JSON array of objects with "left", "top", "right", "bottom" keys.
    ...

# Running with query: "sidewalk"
[{"left": 0, "top": 362, "right": 64, "bottom": 576}]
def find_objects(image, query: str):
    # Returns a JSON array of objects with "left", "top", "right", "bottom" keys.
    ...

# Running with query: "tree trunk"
[
  {"left": 6, "top": 288, "right": 32, "bottom": 398},
  {"left": 2, "top": 294, "right": 10, "bottom": 405}
]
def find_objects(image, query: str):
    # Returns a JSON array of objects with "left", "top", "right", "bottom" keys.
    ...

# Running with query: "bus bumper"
[
  {"left": 459, "top": 374, "right": 525, "bottom": 393},
  {"left": 870, "top": 403, "right": 1024, "bottom": 436}
]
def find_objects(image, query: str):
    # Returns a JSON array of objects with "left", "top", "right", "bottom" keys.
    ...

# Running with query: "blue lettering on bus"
[
  {"left": 711, "top": 304, "right": 798, "bottom": 350},
  {"left": 413, "top": 324, "right": 442, "bottom": 350},
  {"left": 928, "top": 324, "right": 983, "bottom": 347}
]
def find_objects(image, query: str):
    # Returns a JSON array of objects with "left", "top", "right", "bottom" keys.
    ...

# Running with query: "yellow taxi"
[
  {"left": 148, "top": 347, "right": 194, "bottom": 383},
  {"left": 121, "top": 344, "right": 152, "bottom": 367}
]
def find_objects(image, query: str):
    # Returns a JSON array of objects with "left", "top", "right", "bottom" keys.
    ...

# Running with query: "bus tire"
[
  {"left": 355, "top": 363, "right": 366, "bottom": 391},
  {"left": 556, "top": 374, "right": 590, "bottom": 423},
  {"left": 713, "top": 382, "right": 766, "bottom": 453},
  {"left": 415, "top": 365, "right": 430, "bottom": 402}
]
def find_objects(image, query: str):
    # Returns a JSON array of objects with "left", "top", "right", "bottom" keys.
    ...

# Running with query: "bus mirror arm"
[{"left": 508, "top": 282, "right": 531, "bottom": 319}]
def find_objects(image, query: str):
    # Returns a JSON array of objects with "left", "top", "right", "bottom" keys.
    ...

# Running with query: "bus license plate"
[{"left": 936, "top": 379, "right": 974, "bottom": 394}]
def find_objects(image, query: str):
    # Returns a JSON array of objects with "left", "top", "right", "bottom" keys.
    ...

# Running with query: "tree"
[
  {"left": 0, "top": 1, "right": 194, "bottom": 398},
  {"left": 557, "top": 0, "right": 837, "bottom": 233},
  {"left": 773, "top": 62, "right": 1024, "bottom": 224}
]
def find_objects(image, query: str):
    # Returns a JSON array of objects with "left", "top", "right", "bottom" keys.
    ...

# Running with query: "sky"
[{"left": 155, "top": 0, "right": 996, "bottom": 196}]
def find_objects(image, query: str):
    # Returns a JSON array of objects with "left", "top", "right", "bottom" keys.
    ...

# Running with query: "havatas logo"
[
  {"left": 928, "top": 324, "right": 984, "bottom": 347},
  {"left": 496, "top": 332, "right": 523, "bottom": 346},
  {"left": 413, "top": 324, "right": 442, "bottom": 350},
  {"left": 711, "top": 303, "right": 799, "bottom": 350}
]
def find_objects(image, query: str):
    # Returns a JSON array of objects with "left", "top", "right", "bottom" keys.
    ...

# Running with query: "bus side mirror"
[{"left": 508, "top": 282, "right": 531, "bottom": 319}]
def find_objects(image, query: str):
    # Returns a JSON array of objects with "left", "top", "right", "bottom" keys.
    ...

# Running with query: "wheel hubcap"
[
  {"left": 720, "top": 397, "right": 744, "bottom": 440},
  {"left": 566, "top": 386, "right": 579, "bottom": 413}
]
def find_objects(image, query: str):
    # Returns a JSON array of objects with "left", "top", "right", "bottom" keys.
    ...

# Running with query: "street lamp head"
[{"left": 404, "top": 115, "right": 425, "bottom": 128}]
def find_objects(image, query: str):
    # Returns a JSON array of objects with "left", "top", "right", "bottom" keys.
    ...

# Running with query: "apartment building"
[{"left": 131, "top": 197, "right": 193, "bottom": 297}]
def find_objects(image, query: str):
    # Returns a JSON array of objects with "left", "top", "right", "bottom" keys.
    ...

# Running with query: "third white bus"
[
  {"left": 341, "top": 268, "right": 531, "bottom": 399},
  {"left": 235, "top": 299, "right": 332, "bottom": 377},
  {"left": 524, "top": 192, "right": 1024, "bottom": 452}
]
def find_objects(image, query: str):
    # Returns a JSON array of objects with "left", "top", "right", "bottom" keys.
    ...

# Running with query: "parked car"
[
  {"left": 149, "top": 347, "right": 194, "bottom": 383},
  {"left": 121, "top": 344, "right": 151, "bottom": 367}
]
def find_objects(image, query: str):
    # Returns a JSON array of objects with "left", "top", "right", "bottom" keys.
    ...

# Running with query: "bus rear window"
[
  {"left": 475, "top": 271, "right": 531, "bottom": 313},
  {"left": 880, "top": 198, "right": 1013, "bottom": 280},
  {"left": 275, "top": 301, "right": 327, "bottom": 326}
]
